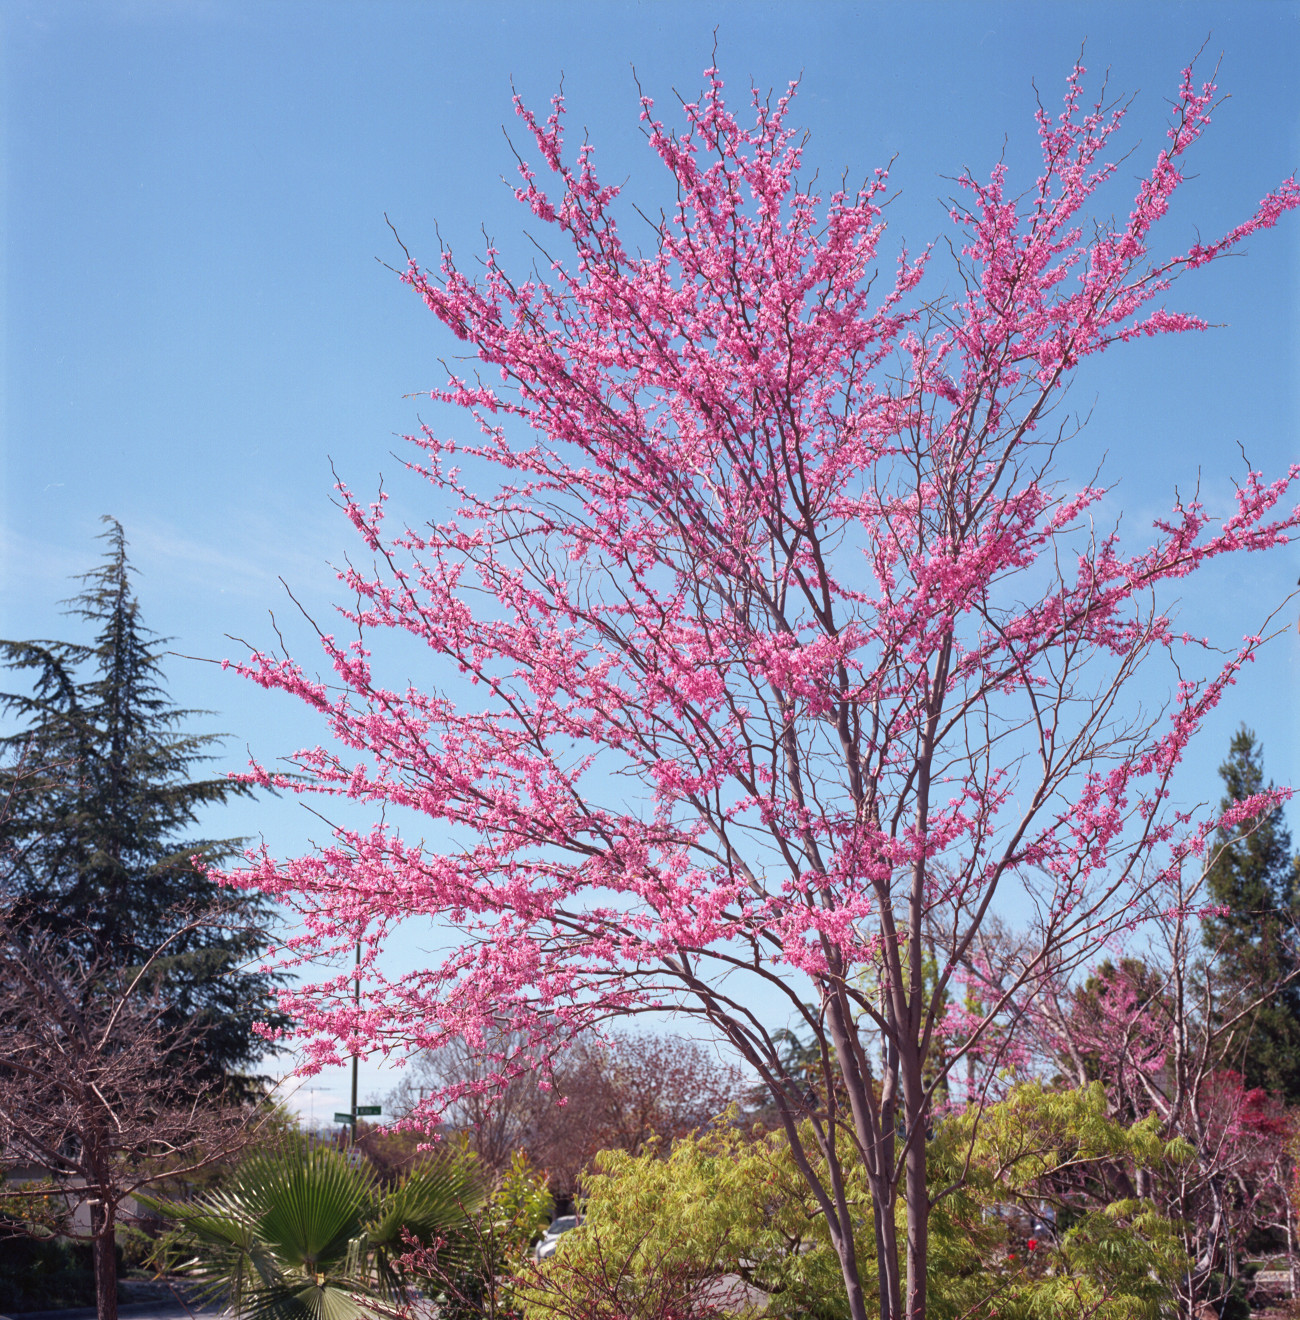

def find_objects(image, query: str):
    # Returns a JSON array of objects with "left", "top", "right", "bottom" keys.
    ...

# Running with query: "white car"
[{"left": 533, "top": 1214, "right": 581, "bottom": 1260}]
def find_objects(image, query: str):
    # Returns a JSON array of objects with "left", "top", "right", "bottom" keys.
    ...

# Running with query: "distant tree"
[
  {"left": 392, "top": 1029, "right": 744, "bottom": 1198},
  {"left": 0, "top": 519, "right": 284, "bottom": 1088},
  {"left": 387, "top": 1027, "right": 551, "bottom": 1177},
  {"left": 1059, "top": 958, "right": 1171, "bottom": 1120},
  {"left": 557, "top": 1032, "right": 746, "bottom": 1159},
  {"left": 1032, "top": 886, "right": 1300, "bottom": 1314},
  {"left": 1201, "top": 728, "right": 1300, "bottom": 1100},
  {"left": 0, "top": 908, "right": 256, "bottom": 1320},
  {"left": 497, "top": 1032, "right": 742, "bottom": 1201}
]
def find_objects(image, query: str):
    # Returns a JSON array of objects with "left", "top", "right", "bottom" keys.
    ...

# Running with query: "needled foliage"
[
  {"left": 0, "top": 519, "right": 284, "bottom": 1089},
  {"left": 1201, "top": 728, "right": 1300, "bottom": 1100}
]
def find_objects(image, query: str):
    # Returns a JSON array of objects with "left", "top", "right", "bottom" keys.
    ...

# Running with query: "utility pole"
[
  {"left": 335, "top": 939, "right": 364, "bottom": 1145},
  {"left": 334, "top": 940, "right": 381, "bottom": 1150},
  {"left": 350, "top": 936, "right": 360, "bottom": 1145}
]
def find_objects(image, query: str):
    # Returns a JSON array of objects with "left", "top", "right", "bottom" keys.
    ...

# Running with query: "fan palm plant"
[{"left": 149, "top": 1143, "right": 485, "bottom": 1319}]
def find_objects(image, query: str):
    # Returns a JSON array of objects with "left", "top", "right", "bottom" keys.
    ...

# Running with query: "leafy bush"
[
  {"left": 115, "top": 1222, "right": 158, "bottom": 1272},
  {"left": 926, "top": 1083, "right": 1190, "bottom": 1320},
  {"left": 400, "top": 1150, "right": 554, "bottom": 1320},
  {"left": 516, "top": 1117, "right": 864, "bottom": 1320},
  {"left": 521, "top": 1085, "right": 1192, "bottom": 1320}
]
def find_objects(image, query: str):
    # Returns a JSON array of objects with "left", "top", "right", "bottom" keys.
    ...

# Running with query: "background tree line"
[
  {"left": 0, "top": 521, "right": 284, "bottom": 1318},
  {"left": 5, "top": 523, "right": 1300, "bottom": 1320}
]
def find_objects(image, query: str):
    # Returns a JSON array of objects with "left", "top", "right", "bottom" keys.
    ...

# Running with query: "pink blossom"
[{"left": 222, "top": 58, "right": 1299, "bottom": 1320}]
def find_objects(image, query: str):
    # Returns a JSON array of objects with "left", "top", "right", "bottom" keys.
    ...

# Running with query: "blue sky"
[{"left": 4, "top": 0, "right": 1298, "bottom": 1120}]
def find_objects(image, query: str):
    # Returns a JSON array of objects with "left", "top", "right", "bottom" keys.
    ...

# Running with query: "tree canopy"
[
  {"left": 1200, "top": 728, "right": 1300, "bottom": 1099},
  {"left": 0, "top": 518, "right": 284, "bottom": 1087},
  {"left": 228, "top": 57, "right": 1300, "bottom": 1320}
]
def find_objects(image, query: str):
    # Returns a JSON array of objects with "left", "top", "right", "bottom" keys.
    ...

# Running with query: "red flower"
[{"left": 1027, "top": 1238, "right": 1038, "bottom": 1251}]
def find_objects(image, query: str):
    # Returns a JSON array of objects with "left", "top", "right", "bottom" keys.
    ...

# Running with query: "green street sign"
[
  {"left": 334, "top": 1112, "right": 356, "bottom": 1125},
  {"left": 356, "top": 1105, "right": 382, "bottom": 1116}
]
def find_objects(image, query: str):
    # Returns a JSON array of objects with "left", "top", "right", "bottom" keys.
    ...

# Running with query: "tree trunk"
[
  {"left": 899, "top": 1041, "right": 929, "bottom": 1320},
  {"left": 833, "top": 1227, "right": 874, "bottom": 1320},
  {"left": 871, "top": 1186, "right": 902, "bottom": 1320},
  {"left": 91, "top": 1204, "right": 118, "bottom": 1320},
  {"left": 1287, "top": 1189, "right": 1298, "bottom": 1301},
  {"left": 826, "top": 987, "right": 901, "bottom": 1320},
  {"left": 904, "top": 1126, "right": 929, "bottom": 1319}
]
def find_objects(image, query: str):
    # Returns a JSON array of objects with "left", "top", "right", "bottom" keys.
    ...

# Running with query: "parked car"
[{"left": 533, "top": 1214, "right": 580, "bottom": 1261}]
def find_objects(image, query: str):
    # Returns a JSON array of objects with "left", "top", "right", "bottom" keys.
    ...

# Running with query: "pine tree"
[
  {"left": 0, "top": 519, "right": 284, "bottom": 1090},
  {"left": 1201, "top": 727, "right": 1300, "bottom": 1101}
]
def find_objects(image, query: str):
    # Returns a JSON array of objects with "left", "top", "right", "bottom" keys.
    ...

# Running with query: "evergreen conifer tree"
[
  {"left": 0, "top": 519, "right": 283, "bottom": 1090},
  {"left": 1201, "top": 727, "right": 1300, "bottom": 1100}
]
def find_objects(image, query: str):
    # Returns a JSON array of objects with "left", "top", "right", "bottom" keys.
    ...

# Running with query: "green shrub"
[
  {"left": 146, "top": 1142, "right": 486, "bottom": 1319},
  {"left": 926, "top": 1083, "right": 1190, "bottom": 1320},
  {"left": 519, "top": 1085, "right": 1191, "bottom": 1320},
  {"left": 411, "top": 1150, "right": 554, "bottom": 1320},
  {"left": 0, "top": 1233, "right": 125, "bottom": 1311},
  {"left": 515, "top": 1118, "right": 863, "bottom": 1320},
  {"left": 115, "top": 1223, "right": 156, "bottom": 1272}
]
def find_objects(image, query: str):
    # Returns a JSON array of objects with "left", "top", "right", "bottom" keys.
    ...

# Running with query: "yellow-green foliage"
[
  {"left": 490, "top": 1150, "right": 557, "bottom": 1271},
  {"left": 516, "top": 1117, "right": 865, "bottom": 1319},
  {"left": 926, "top": 1083, "right": 1189, "bottom": 1320},
  {"left": 1017, "top": 1200, "right": 1187, "bottom": 1320},
  {"left": 519, "top": 1085, "right": 1191, "bottom": 1320},
  {"left": 933, "top": 1082, "right": 1182, "bottom": 1187}
]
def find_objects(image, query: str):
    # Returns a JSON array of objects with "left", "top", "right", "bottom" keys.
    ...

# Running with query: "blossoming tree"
[
  {"left": 1026, "top": 875, "right": 1300, "bottom": 1310},
  {"left": 232, "top": 59, "right": 1299, "bottom": 1320}
]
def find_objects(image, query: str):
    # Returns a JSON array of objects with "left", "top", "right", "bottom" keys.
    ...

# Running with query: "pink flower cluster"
[{"left": 221, "top": 59, "right": 1299, "bottom": 1138}]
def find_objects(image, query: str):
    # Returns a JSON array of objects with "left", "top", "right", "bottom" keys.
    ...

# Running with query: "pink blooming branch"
[{"left": 224, "top": 57, "right": 1299, "bottom": 1320}]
